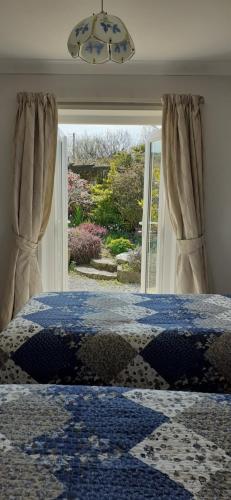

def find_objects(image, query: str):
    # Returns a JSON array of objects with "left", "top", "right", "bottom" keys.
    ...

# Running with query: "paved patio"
[{"left": 68, "top": 272, "right": 140, "bottom": 293}]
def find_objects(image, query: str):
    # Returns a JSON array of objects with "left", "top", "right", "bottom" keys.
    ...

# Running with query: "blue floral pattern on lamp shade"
[
  {"left": 85, "top": 41, "right": 104, "bottom": 55},
  {"left": 75, "top": 23, "right": 89, "bottom": 38},
  {"left": 111, "top": 37, "right": 134, "bottom": 63},
  {"left": 114, "top": 41, "right": 128, "bottom": 53},
  {"left": 100, "top": 22, "right": 121, "bottom": 34}
]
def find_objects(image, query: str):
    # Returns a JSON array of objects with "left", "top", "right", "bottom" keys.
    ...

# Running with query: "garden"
[{"left": 67, "top": 129, "right": 160, "bottom": 288}]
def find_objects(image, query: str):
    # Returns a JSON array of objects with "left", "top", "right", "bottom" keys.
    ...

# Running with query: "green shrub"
[
  {"left": 69, "top": 206, "right": 85, "bottom": 227},
  {"left": 105, "top": 233, "right": 122, "bottom": 245},
  {"left": 90, "top": 185, "right": 122, "bottom": 228},
  {"left": 91, "top": 199, "right": 122, "bottom": 228},
  {"left": 69, "top": 261, "right": 76, "bottom": 272},
  {"left": 106, "top": 237, "right": 134, "bottom": 256},
  {"left": 111, "top": 167, "right": 143, "bottom": 231},
  {"left": 90, "top": 148, "right": 144, "bottom": 232},
  {"left": 105, "top": 231, "right": 141, "bottom": 246}
]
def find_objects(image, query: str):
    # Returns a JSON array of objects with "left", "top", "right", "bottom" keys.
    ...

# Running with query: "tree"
[
  {"left": 69, "top": 129, "right": 132, "bottom": 165},
  {"left": 112, "top": 167, "right": 143, "bottom": 231},
  {"left": 90, "top": 147, "right": 145, "bottom": 231}
]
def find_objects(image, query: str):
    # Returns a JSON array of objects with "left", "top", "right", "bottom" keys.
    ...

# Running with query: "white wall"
[{"left": 0, "top": 74, "right": 231, "bottom": 293}]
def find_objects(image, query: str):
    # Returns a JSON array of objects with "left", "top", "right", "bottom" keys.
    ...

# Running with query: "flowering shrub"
[
  {"left": 68, "top": 171, "right": 92, "bottom": 218},
  {"left": 78, "top": 223, "right": 107, "bottom": 238},
  {"left": 68, "top": 228, "right": 101, "bottom": 265},
  {"left": 106, "top": 237, "right": 134, "bottom": 256}
]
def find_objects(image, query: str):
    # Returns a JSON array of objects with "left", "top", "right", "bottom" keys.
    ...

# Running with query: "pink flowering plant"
[
  {"left": 78, "top": 223, "right": 107, "bottom": 239},
  {"left": 68, "top": 171, "right": 92, "bottom": 218},
  {"left": 68, "top": 228, "right": 101, "bottom": 265}
]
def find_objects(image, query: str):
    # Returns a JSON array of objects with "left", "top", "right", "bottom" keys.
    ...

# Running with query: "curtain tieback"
[
  {"left": 15, "top": 234, "right": 38, "bottom": 255},
  {"left": 177, "top": 235, "right": 204, "bottom": 255}
]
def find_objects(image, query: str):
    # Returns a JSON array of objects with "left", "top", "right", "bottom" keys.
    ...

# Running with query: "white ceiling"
[{"left": 0, "top": 0, "right": 231, "bottom": 68}]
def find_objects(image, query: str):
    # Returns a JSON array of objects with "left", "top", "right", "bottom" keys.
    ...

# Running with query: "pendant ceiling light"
[{"left": 67, "top": 0, "right": 135, "bottom": 64}]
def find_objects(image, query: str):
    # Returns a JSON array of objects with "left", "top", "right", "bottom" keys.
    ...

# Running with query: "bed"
[
  {"left": 0, "top": 291, "right": 230, "bottom": 392},
  {"left": 0, "top": 384, "right": 230, "bottom": 499}
]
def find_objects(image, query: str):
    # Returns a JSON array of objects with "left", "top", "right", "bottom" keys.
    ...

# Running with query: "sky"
[{"left": 59, "top": 124, "right": 158, "bottom": 145}]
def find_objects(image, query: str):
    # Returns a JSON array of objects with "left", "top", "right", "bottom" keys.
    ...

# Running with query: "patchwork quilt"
[
  {"left": 0, "top": 291, "right": 231, "bottom": 392},
  {"left": 0, "top": 384, "right": 230, "bottom": 499}
]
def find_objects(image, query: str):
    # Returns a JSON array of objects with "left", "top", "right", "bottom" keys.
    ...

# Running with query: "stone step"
[
  {"left": 116, "top": 252, "right": 132, "bottom": 265},
  {"left": 75, "top": 266, "right": 117, "bottom": 281},
  {"left": 90, "top": 258, "right": 117, "bottom": 273},
  {"left": 117, "top": 265, "right": 141, "bottom": 284}
]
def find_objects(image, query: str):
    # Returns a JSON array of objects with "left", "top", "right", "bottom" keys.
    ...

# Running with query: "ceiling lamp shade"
[{"left": 67, "top": 0, "right": 135, "bottom": 64}]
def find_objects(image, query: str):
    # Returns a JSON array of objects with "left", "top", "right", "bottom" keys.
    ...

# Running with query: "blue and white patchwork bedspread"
[
  {"left": 0, "top": 291, "right": 231, "bottom": 392},
  {"left": 0, "top": 385, "right": 230, "bottom": 499}
]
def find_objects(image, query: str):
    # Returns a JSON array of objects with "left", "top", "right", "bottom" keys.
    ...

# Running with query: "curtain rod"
[{"left": 57, "top": 100, "right": 163, "bottom": 111}]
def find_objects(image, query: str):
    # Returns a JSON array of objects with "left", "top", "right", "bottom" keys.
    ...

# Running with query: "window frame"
[{"left": 39, "top": 105, "right": 175, "bottom": 294}]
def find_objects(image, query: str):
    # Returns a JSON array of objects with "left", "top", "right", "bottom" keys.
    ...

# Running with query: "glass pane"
[{"left": 146, "top": 140, "right": 161, "bottom": 293}]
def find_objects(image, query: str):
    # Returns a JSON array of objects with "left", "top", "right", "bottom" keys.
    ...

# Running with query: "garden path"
[{"left": 68, "top": 272, "right": 140, "bottom": 293}]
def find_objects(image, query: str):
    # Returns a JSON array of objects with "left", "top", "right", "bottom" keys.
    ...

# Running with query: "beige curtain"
[
  {"left": 0, "top": 92, "right": 58, "bottom": 330},
  {"left": 162, "top": 94, "right": 208, "bottom": 293}
]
